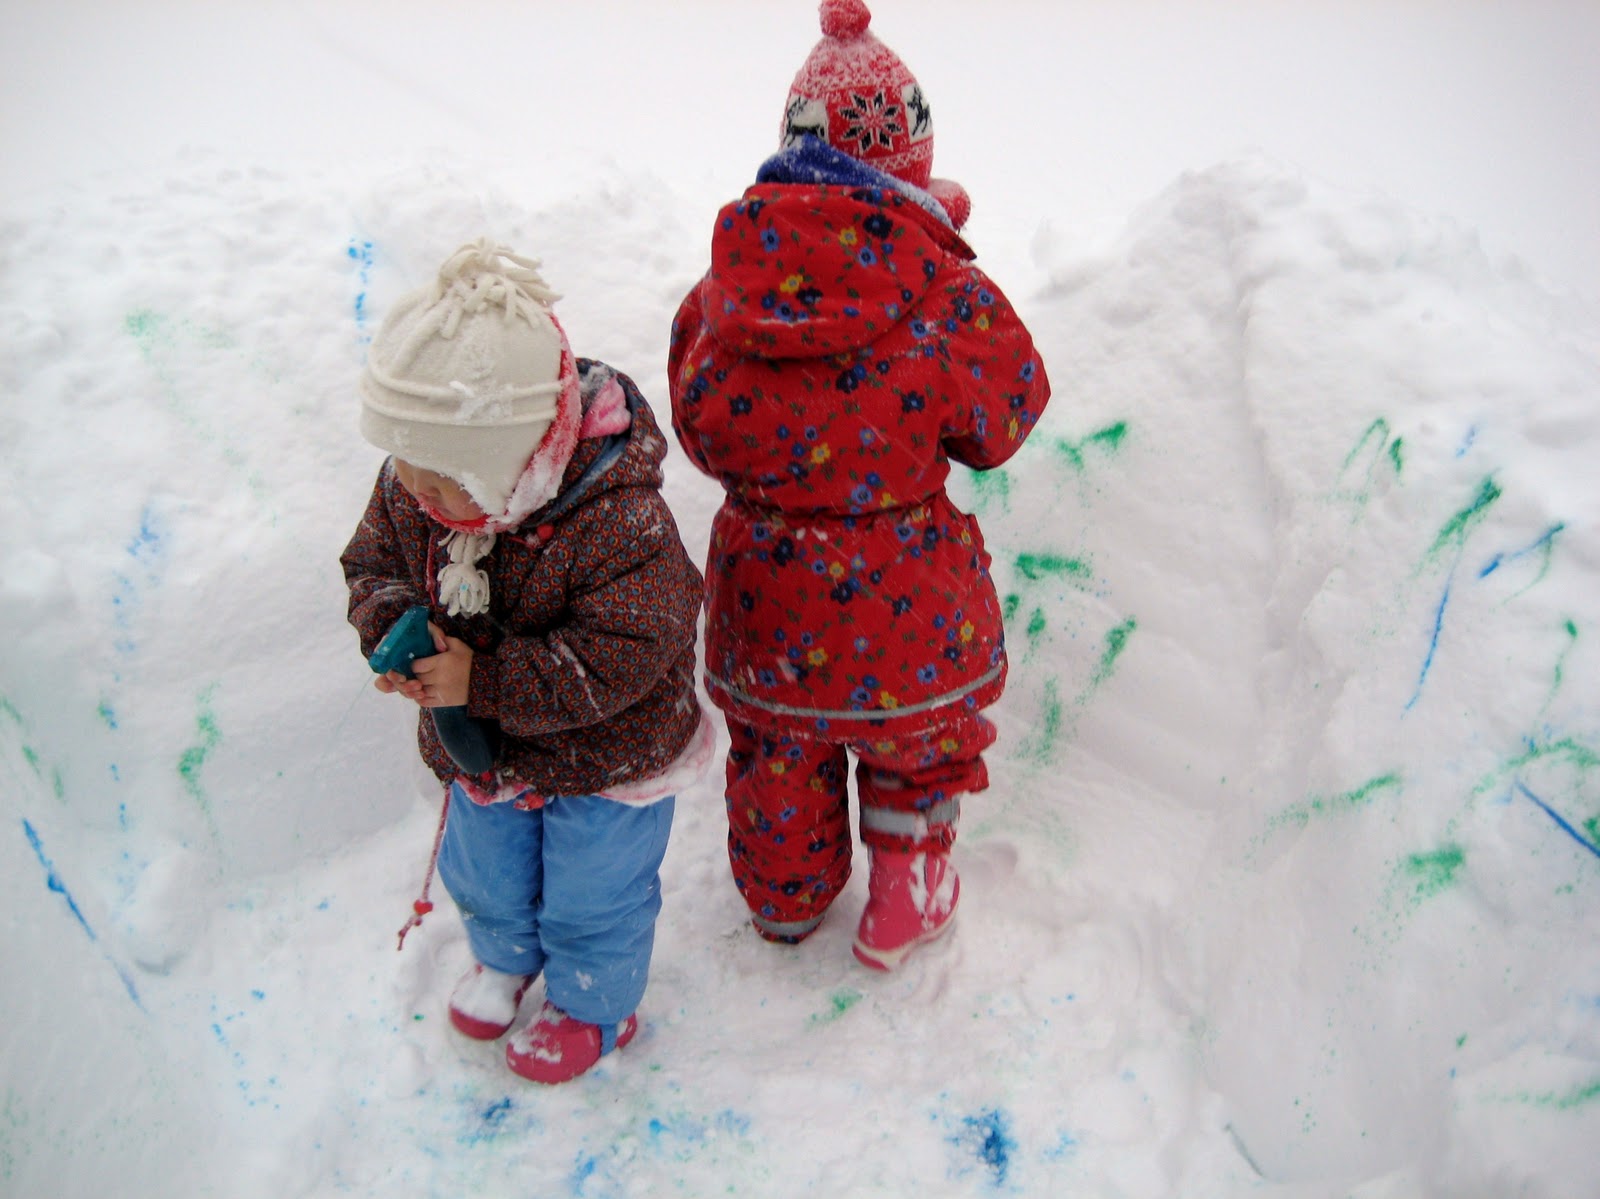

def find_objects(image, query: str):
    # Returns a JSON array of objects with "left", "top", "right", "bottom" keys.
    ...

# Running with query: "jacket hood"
[
  {"left": 524, "top": 359, "right": 667, "bottom": 530},
  {"left": 702, "top": 183, "right": 973, "bottom": 360}
]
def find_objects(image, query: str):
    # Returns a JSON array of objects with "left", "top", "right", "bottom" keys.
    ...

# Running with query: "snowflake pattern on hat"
[{"left": 838, "top": 89, "right": 903, "bottom": 154}]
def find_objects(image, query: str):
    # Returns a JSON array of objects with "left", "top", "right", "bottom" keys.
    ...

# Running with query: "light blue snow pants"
[{"left": 437, "top": 784, "right": 675, "bottom": 1028}]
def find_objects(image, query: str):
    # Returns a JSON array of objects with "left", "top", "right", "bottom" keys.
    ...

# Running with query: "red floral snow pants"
[{"left": 724, "top": 709, "right": 997, "bottom": 941}]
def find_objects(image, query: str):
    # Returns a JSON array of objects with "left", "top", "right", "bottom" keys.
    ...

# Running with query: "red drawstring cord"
[{"left": 396, "top": 787, "right": 451, "bottom": 951}]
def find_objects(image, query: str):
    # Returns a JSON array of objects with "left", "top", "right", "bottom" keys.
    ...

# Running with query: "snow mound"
[{"left": 2, "top": 152, "right": 1596, "bottom": 1197}]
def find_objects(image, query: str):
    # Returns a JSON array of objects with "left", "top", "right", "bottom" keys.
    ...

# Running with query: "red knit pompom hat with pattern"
[
  {"left": 781, "top": 0, "right": 934, "bottom": 187},
  {"left": 780, "top": 0, "right": 971, "bottom": 228}
]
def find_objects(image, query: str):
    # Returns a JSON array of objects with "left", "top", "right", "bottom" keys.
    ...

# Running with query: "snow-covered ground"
[{"left": 2, "top": 3, "right": 1597, "bottom": 1196}]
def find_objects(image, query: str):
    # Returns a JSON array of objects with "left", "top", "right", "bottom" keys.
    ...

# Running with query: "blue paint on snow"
[
  {"left": 1478, "top": 522, "right": 1565, "bottom": 579},
  {"left": 1406, "top": 575, "right": 1453, "bottom": 711},
  {"left": 24, "top": 819, "right": 95, "bottom": 938},
  {"left": 455, "top": 1094, "right": 526, "bottom": 1148},
  {"left": 570, "top": 1149, "right": 618, "bottom": 1197},
  {"left": 1515, "top": 782, "right": 1600, "bottom": 861},
  {"left": 572, "top": 1154, "right": 601, "bottom": 1191},
  {"left": 950, "top": 1107, "right": 1016, "bottom": 1187},
  {"left": 127, "top": 507, "right": 164, "bottom": 562},
  {"left": 1455, "top": 425, "right": 1478, "bottom": 458},
  {"left": 648, "top": 1109, "right": 750, "bottom": 1146},
  {"left": 572, "top": 1109, "right": 751, "bottom": 1194},
  {"left": 349, "top": 240, "right": 375, "bottom": 337},
  {"left": 111, "top": 504, "right": 170, "bottom": 656},
  {"left": 22, "top": 819, "right": 143, "bottom": 1008},
  {"left": 1044, "top": 1129, "right": 1079, "bottom": 1160}
]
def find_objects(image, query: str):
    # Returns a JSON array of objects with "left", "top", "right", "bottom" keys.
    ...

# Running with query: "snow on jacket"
[
  {"left": 342, "top": 360, "right": 705, "bottom": 796},
  {"left": 668, "top": 144, "right": 1051, "bottom": 736}
]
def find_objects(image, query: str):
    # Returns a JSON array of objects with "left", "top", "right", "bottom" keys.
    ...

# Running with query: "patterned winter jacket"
[
  {"left": 668, "top": 151, "right": 1051, "bottom": 737},
  {"left": 342, "top": 361, "right": 704, "bottom": 796}
]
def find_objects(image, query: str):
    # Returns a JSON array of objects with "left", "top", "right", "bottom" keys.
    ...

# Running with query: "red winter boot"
[
  {"left": 853, "top": 848, "right": 960, "bottom": 971},
  {"left": 448, "top": 963, "right": 536, "bottom": 1040},
  {"left": 504, "top": 1002, "right": 638, "bottom": 1084}
]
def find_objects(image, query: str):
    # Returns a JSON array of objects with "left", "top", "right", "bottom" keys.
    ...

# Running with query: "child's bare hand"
[
  {"left": 374, "top": 669, "right": 428, "bottom": 704},
  {"left": 412, "top": 622, "right": 473, "bottom": 708}
]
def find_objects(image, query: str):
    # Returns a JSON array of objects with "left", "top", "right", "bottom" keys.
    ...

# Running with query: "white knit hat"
[{"left": 360, "top": 238, "right": 573, "bottom": 518}]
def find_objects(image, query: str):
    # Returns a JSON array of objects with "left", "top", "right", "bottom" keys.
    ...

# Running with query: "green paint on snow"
[
  {"left": 968, "top": 468, "right": 1012, "bottom": 514},
  {"left": 124, "top": 309, "right": 173, "bottom": 349},
  {"left": 1090, "top": 618, "right": 1137, "bottom": 687},
  {"left": 1334, "top": 418, "right": 1403, "bottom": 510},
  {"left": 1025, "top": 608, "right": 1047, "bottom": 641},
  {"left": 1014, "top": 553, "right": 1092, "bottom": 583},
  {"left": 1472, "top": 738, "right": 1600, "bottom": 797},
  {"left": 1053, "top": 421, "right": 1128, "bottom": 470},
  {"left": 0, "top": 1087, "right": 26, "bottom": 1181},
  {"left": 1269, "top": 773, "right": 1404, "bottom": 835},
  {"left": 1403, "top": 845, "right": 1465, "bottom": 901},
  {"left": 0, "top": 696, "right": 63, "bottom": 801},
  {"left": 1511, "top": 1079, "right": 1600, "bottom": 1111},
  {"left": 811, "top": 989, "right": 864, "bottom": 1025},
  {"left": 1542, "top": 620, "right": 1579, "bottom": 713},
  {"left": 123, "top": 308, "right": 276, "bottom": 505},
  {"left": 1426, "top": 476, "right": 1501, "bottom": 562},
  {"left": 178, "top": 685, "right": 222, "bottom": 814},
  {"left": 1002, "top": 594, "right": 1021, "bottom": 623},
  {"left": 1009, "top": 616, "right": 1138, "bottom": 771},
  {"left": 1341, "top": 418, "right": 1392, "bottom": 473},
  {"left": 1019, "top": 679, "right": 1064, "bottom": 765}
]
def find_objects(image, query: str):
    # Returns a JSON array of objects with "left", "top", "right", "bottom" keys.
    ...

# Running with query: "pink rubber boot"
[
  {"left": 447, "top": 963, "right": 536, "bottom": 1040},
  {"left": 504, "top": 1002, "right": 638, "bottom": 1084},
  {"left": 852, "top": 848, "right": 960, "bottom": 971}
]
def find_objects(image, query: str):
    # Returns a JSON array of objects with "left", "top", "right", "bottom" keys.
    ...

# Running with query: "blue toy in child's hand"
[
  {"left": 369, "top": 605, "right": 500, "bottom": 775},
  {"left": 367, "top": 605, "right": 436, "bottom": 678}
]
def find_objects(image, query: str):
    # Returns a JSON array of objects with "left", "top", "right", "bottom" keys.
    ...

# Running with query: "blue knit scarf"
[{"left": 754, "top": 136, "right": 954, "bottom": 229}]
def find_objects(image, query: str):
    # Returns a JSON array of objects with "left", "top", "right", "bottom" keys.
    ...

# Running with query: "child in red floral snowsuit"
[{"left": 668, "top": 0, "right": 1050, "bottom": 968}]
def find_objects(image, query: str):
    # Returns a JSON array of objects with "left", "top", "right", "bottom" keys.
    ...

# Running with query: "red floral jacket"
[
  {"left": 668, "top": 177, "right": 1051, "bottom": 736},
  {"left": 342, "top": 362, "right": 704, "bottom": 794}
]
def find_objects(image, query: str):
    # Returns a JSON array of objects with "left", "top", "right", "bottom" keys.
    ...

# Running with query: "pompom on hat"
[
  {"left": 359, "top": 238, "right": 579, "bottom": 525},
  {"left": 780, "top": 0, "right": 971, "bottom": 228}
]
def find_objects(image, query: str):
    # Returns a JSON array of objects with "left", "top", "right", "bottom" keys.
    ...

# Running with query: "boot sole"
[
  {"left": 852, "top": 909, "right": 957, "bottom": 972},
  {"left": 448, "top": 972, "right": 535, "bottom": 1041},
  {"left": 505, "top": 1013, "right": 638, "bottom": 1084},
  {"left": 449, "top": 1009, "right": 516, "bottom": 1040}
]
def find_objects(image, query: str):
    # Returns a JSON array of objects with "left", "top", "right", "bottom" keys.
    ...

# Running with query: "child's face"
[{"left": 393, "top": 459, "right": 486, "bottom": 523}]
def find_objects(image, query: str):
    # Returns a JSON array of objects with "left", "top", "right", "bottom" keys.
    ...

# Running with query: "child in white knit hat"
[{"left": 342, "top": 238, "right": 711, "bottom": 1084}]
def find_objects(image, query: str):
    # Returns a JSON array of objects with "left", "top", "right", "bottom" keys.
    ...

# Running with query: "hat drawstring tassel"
[{"left": 438, "top": 530, "right": 496, "bottom": 617}]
